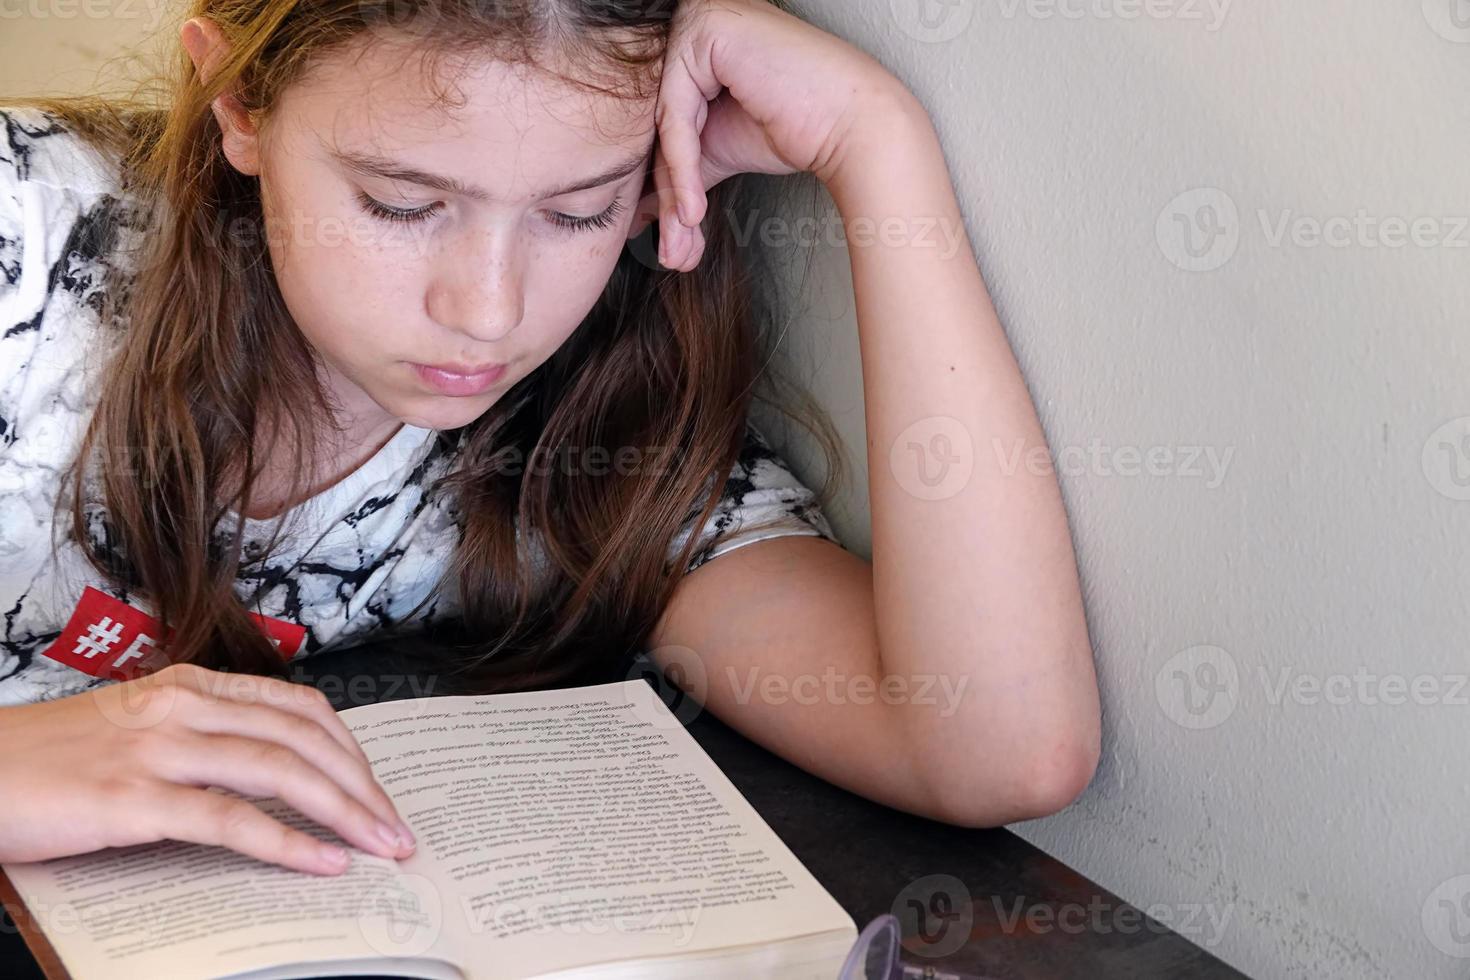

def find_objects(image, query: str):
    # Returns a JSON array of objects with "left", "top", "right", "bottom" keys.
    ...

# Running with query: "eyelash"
[
  {"left": 549, "top": 198, "right": 627, "bottom": 233},
  {"left": 354, "top": 191, "right": 626, "bottom": 233}
]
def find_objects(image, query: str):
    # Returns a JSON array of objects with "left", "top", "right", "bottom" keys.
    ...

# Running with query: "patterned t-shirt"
[{"left": 0, "top": 105, "right": 838, "bottom": 707}]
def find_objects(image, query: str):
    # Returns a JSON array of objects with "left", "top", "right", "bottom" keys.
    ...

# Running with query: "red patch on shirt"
[{"left": 39, "top": 587, "right": 305, "bottom": 681}]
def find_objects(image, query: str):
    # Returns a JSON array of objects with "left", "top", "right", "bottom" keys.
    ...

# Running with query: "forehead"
[{"left": 268, "top": 38, "right": 658, "bottom": 193}]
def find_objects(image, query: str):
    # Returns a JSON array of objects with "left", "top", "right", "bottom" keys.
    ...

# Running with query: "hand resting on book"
[{"left": 0, "top": 662, "right": 417, "bottom": 876}]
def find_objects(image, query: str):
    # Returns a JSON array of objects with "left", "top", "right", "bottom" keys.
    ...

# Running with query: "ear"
[{"left": 180, "top": 16, "right": 261, "bottom": 177}]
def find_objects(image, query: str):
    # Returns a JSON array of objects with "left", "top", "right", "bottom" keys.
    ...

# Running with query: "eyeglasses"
[{"left": 837, "top": 913, "right": 995, "bottom": 980}]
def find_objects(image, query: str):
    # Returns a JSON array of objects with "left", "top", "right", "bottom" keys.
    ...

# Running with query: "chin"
[{"left": 398, "top": 394, "right": 502, "bottom": 431}]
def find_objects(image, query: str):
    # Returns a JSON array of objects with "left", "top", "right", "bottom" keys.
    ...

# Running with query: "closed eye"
[
  {"left": 355, "top": 192, "right": 626, "bottom": 235},
  {"left": 546, "top": 198, "right": 626, "bottom": 233},
  {"left": 356, "top": 192, "right": 442, "bottom": 224}
]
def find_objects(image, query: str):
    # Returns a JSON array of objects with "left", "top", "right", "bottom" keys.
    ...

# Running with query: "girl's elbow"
[
  {"left": 927, "top": 728, "right": 1101, "bottom": 828},
  {"left": 1012, "top": 734, "right": 1101, "bottom": 820}
]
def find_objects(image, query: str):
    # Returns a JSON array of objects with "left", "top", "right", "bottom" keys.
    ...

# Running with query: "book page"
[
  {"left": 339, "top": 679, "right": 856, "bottom": 980},
  {"left": 0, "top": 791, "right": 467, "bottom": 980}
]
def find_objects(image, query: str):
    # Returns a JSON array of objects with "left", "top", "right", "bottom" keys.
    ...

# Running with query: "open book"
[{"left": 0, "top": 678, "right": 859, "bottom": 979}]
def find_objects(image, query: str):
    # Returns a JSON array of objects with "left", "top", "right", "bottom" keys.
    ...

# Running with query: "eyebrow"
[{"left": 326, "top": 140, "right": 655, "bottom": 203}]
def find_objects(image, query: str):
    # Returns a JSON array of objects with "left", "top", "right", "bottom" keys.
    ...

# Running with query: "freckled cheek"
[
  {"left": 269, "top": 226, "right": 415, "bottom": 356},
  {"left": 535, "top": 242, "right": 623, "bottom": 340}
]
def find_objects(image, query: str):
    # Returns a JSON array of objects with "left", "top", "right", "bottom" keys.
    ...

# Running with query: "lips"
[
  {"left": 412, "top": 361, "right": 509, "bottom": 397},
  {"left": 425, "top": 361, "right": 507, "bottom": 376}
]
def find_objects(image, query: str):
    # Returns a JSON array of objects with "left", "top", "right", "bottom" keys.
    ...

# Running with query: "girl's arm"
[{"left": 648, "top": 80, "right": 1100, "bottom": 829}]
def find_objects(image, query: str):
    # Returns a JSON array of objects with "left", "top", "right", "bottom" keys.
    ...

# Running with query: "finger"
[
  {"left": 164, "top": 664, "right": 371, "bottom": 766},
  {"left": 155, "top": 732, "right": 411, "bottom": 862},
  {"left": 177, "top": 694, "right": 413, "bottom": 849},
  {"left": 654, "top": 38, "right": 720, "bottom": 231},
  {"left": 643, "top": 139, "right": 687, "bottom": 270},
  {"left": 650, "top": 140, "right": 692, "bottom": 270},
  {"left": 147, "top": 783, "right": 360, "bottom": 876},
  {"left": 679, "top": 220, "right": 707, "bottom": 273},
  {"left": 630, "top": 140, "right": 672, "bottom": 241},
  {"left": 628, "top": 134, "right": 730, "bottom": 242}
]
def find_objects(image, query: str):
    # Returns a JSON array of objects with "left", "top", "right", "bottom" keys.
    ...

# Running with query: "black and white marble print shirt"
[{"left": 0, "top": 105, "right": 838, "bottom": 707}]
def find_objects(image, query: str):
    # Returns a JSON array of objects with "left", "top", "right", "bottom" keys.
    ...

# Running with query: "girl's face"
[{"left": 242, "top": 41, "right": 657, "bottom": 436}]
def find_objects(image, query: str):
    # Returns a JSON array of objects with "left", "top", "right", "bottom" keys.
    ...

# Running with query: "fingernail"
[
  {"left": 376, "top": 821, "right": 402, "bottom": 851},
  {"left": 397, "top": 822, "right": 417, "bottom": 848},
  {"left": 321, "top": 844, "right": 350, "bottom": 867}
]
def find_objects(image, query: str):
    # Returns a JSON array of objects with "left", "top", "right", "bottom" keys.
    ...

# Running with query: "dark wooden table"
[{"left": 1, "top": 638, "right": 1249, "bottom": 979}]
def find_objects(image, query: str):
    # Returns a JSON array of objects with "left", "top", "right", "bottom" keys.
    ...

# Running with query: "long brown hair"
[{"left": 8, "top": 0, "right": 845, "bottom": 695}]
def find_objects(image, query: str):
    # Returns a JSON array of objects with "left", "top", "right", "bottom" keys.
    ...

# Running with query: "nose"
[{"left": 425, "top": 227, "right": 526, "bottom": 343}]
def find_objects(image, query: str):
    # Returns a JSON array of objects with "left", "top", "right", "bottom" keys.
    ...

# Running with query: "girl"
[{"left": 0, "top": 0, "right": 1101, "bottom": 877}]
